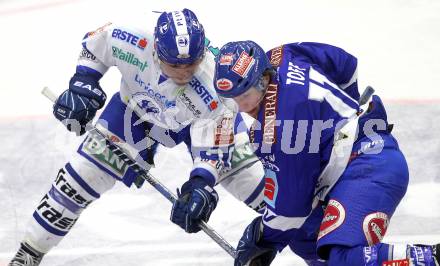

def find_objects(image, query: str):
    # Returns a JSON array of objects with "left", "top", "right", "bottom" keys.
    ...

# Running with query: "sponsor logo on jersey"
[
  {"left": 216, "top": 78, "right": 233, "bottom": 91},
  {"left": 232, "top": 51, "right": 255, "bottom": 78},
  {"left": 111, "top": 28, "right": 147, "bottom": 50},
  {"left": 176, "top": 87, "right": 202, "bottom": 118},
  {"left": 318, "top": 199, "right": 346, "bottom": 240},
  {"left": 269, "top": 45, "right": 283, "bottom": 67},
  {"left": 215, "top": 116, "right": 234, "bottom": 146},
  {"left": 79, "top": 48, "right": 96, "bottom": 61},
  {"left": 112, "top": 46, "right": 148, "bottom": 71},
  {"left": 262, "top": 83, "right": 278, "bottom": 144},
  {"left": 363, "top": 212, "right": 389, "bottom": 245},
  {"left": 135, "top": 74, "right": 176, "bottom": 109},
  {"left": 189, "top": 77, "right": 218, "bottom": 111},
  {"left": 86, "top": 22, "right": 112, "bottom": 38},
  {"left": 264, "top": 169, "right": 278, "bottom": 208}
]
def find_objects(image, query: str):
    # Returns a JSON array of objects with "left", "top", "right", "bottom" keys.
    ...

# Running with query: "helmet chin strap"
[{"left": 246, "top": 74, "right": 271, "bottom": 118}]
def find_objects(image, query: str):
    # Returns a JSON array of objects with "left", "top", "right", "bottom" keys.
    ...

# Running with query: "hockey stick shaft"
[
  {"left": 359, "top": 86, "right": 375, "bottom": 106},
  {"left": 41, "top": 87, "right": 237, "bottom": 259}
]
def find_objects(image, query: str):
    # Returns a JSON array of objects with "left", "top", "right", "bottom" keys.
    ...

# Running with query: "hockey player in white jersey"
[{"left": 9, "top": 9, "right": 265, "bottom": 265}]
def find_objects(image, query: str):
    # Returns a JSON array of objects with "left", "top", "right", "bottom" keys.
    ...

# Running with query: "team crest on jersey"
[
  {"left": 132, "top": 92, "right": 160, "bottom": 114},
  {"left": 232, "top": 51, "right": 255, "bottom": 78},
  {"left": 363, "top": 212, "right": 389, "bottom": 245},
  {"left": 263, "top": 169, "right": 278, "bottom": 208},
  {"left": 318, "top": 199, "right": 346, "bottom": 240}
]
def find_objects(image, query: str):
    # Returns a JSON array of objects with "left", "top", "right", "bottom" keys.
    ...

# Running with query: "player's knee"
[{"left": 70, "top": 153, "right": 116, "bottom": 194}]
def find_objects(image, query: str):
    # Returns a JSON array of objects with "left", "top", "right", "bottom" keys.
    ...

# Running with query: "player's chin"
[
  {"left": 171, "top": 77, "right": 192, "bottom": 86},
  {"left": 238, "top": 102, "right": 254, "bottom": 112}
]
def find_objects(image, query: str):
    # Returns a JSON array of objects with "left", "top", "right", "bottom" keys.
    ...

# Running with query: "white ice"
[{"left": 0, "top": 0, "right": 439, "bottom": 265}]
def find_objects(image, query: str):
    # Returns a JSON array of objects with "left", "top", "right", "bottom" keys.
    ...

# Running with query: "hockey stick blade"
[{"left": 41, "top": 87, "right": 238, "bottom": 259}]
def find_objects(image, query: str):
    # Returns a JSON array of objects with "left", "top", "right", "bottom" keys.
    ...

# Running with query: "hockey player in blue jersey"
[
  {"left": 213, "top": 41, "right": 440, "bottom": 266},
  {"left": 8, "top": 10, "right": 266, "bottom": 266}
]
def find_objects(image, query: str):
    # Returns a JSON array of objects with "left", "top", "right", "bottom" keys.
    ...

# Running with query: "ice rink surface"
[{"left": 1, "top": 0, "right": 440, "bottom": 265}]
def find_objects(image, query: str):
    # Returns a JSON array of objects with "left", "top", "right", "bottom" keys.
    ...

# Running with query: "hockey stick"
[
  {"left": 41, "top": 87, "right": 238, "bottom": 259},
  {"left": 359, "top": 86, "right": 375, "bottom": 106}
]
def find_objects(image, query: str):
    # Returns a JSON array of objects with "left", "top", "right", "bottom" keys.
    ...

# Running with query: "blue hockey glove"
[
  {"left": 235, "top": 216, "right": 277, "bottom": 266},
  {"left": 170, "top": 176, "right": 219, "bottom": 233},
  {"left": 53, "top": 73, "right": 106, "bottom": 136}
]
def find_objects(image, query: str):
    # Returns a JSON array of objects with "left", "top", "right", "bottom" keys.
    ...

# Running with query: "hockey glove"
[
  {"left": 53, "top": 73, "right": 106, "bottom": 136},
  {"left": 235, "top": 216, "right": 277, "bottom": 266},
  {"left": 170, "top": 176, "right": 219, "bottom": 233}
]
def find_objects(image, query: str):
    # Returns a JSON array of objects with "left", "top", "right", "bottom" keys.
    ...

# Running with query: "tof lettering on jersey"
[
  {"left": 172, "top": 11, "right": 190, "bottom": 58},
  {"left": 286, "top": 62, "right": 306, "bottom": 86}
]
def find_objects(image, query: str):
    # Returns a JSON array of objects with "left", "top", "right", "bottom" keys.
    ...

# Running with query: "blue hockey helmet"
[
  {"left": 154, "top": 9, "right": 205, "bottom": 65},
  {"left": 214, "top": 41, "right": 272, "bottom": 98}
]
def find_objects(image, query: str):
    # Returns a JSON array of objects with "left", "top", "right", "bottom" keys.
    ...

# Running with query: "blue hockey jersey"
[{"left": 249, "top": 42, "right": 372, "bottom": 249}]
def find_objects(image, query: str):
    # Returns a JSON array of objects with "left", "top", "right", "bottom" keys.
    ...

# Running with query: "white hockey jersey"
[{"left": 77, "top": 22, "right": 264, "bottom": 203}]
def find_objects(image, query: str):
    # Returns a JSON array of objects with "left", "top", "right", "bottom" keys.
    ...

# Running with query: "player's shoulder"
[{"left": 83, "top": 20, "right": 154, "bottom": 50}]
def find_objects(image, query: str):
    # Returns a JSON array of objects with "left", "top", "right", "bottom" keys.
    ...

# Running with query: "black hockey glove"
[
  {"left": 235, "top": 216, "right": 277, "bottom": 266},
  {"left": 53, "top": 73, "right": 106, "bottom": 136},
  {"left": 170, "top": 176, "right": 218, "bottom": 233}
]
